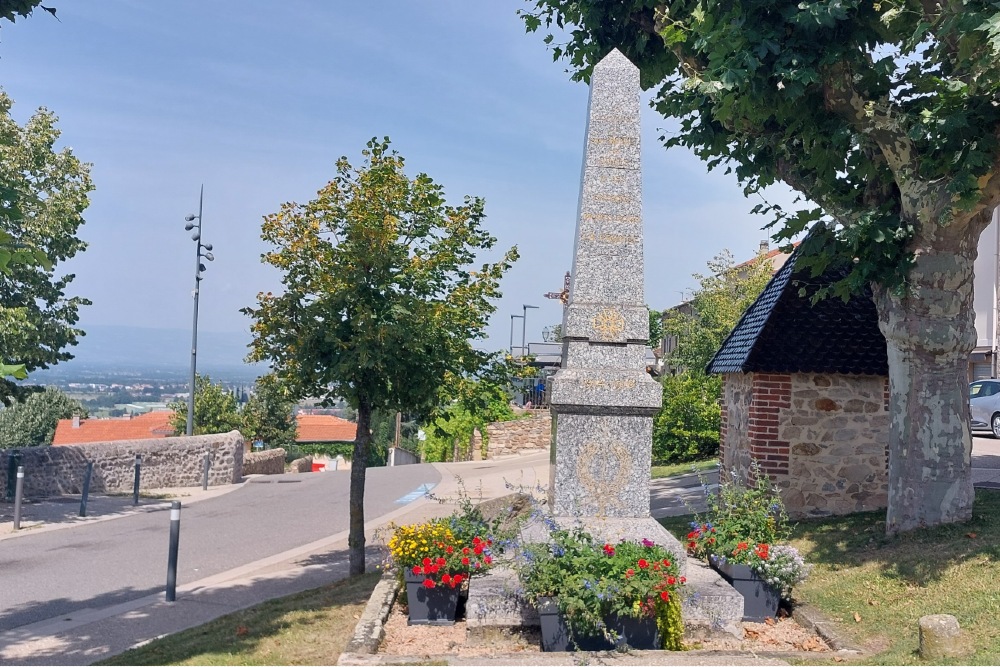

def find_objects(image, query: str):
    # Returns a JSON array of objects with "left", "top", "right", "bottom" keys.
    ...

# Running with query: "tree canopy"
[
  {"left": 664, "top": 249, "right": 774, "bottom": 374},
  {"left": 244, "top": 137, "right": 518, "bottom": 573},
  {"left": 168, "top": 374, "right": 241, "bottom": 436},
  {"left": 240, "top": 373, "right": 297, "bottom": 450},
  {"left": 521, "top": 0, "right": 1000, "bottom": 532},
  {"left": 0, "top": 91, "right": 93, "bottom": 404},
  {"left": 0, "top": 386, "right": 86, "bottom": 447}
]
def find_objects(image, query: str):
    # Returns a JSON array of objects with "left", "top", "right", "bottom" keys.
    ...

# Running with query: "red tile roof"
[
  {"left": 296, "top": 414, "right": 356, "bottom": 442},
  {"left": 52, "top": 410, "right": 358, "bottom": 445},
  {"left": 52, "top": 410, "right": 177, "bottom": 445}
]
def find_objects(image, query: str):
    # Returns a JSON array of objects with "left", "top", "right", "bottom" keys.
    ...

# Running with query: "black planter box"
[
  {"left": 537, "top": 597, "right": 660, "bottom": 652},
  {"left": 403, "top": 570, "right": 460, "bottom": 626},
  {"left": 709, "top": 555, "right": 781, "bottom": 622}
]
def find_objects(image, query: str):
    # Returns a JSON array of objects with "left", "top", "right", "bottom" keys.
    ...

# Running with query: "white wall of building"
[{"left": 972, "top": 208, "right": 1000, "bottom": 378}]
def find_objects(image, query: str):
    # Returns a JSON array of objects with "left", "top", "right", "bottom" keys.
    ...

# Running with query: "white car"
[{"left": 969, "top": 379, "right": 1000, "bottom": 437}]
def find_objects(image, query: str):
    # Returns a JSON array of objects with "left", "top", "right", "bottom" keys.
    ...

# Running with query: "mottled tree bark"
[
  {"left": 349, "top": 402, "right": 372, "bottom": 575},
  {"left": 874, "top": 213, "right": 990, "bottom": 534}
]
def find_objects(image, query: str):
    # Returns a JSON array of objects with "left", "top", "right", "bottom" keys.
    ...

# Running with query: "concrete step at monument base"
[{"left": 680, "top": 559, "right": 745, "bottom": 638}]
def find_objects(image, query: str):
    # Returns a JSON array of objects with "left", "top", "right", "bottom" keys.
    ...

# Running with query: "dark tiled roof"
[{"left": 707, "top": 231, "right": 887, "bottom": 376}]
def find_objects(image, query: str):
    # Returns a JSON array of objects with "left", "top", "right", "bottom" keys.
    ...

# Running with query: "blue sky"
[{"left": 2, "top": 1, "right": 799, "bottom": 356}]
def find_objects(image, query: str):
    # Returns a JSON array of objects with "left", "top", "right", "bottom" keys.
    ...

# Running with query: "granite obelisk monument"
[{"left": 549, "top": 49, "right": 663, "bottom": 522}]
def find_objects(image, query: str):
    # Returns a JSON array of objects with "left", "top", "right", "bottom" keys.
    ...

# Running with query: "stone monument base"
[
  {"left": 466, "top": 514, "right": 744, "bottom": 640},
  {"left": 518, "top": 515, "right": 687, "bottom": 575}
]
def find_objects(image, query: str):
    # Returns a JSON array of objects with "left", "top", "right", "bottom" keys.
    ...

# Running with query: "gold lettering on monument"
[
  {"left": 580, "top": 378, "right": 638, "bottom": 390},
  {"left": 580, "top": 231, "right": 636, "bottom": 245},
  {"left": 580, "top": 213, "right": 642, "bottom": 225}
]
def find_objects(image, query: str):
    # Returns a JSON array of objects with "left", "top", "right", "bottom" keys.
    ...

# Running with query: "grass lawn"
[
  {"left": 651, "top": 458, "right": 718, "bottom": 479},
  {"left": 660, "top": 489, "right": 1000, "bottom": 665},
  {"left": 97, "top": 572, "right": 379, "bottom": 666}
]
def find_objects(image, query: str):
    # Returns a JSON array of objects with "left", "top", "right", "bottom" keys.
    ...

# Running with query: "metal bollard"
[
  {"left": 133, "top": 454, "right": 142, "bottom": 506},
  {"left": 201, "top": 453, "right": 210, "bottom": 491},
  {"left": 79, "top": 461, "right": 94, "bottom": 517},
  {"left": 165, "top": 501, "right": 181, "bottom": 602},
  {"left": 12, "top": 466, "right": 24, "bottom": 530}
]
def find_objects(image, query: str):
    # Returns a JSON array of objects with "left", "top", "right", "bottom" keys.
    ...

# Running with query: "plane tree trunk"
[{"left": 873, "top": 211, "right": 991, "bottom": 534}]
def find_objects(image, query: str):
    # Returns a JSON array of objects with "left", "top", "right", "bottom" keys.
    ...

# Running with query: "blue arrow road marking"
[{"left": 395, "top": 482, "right": 435, "bottom": 504}]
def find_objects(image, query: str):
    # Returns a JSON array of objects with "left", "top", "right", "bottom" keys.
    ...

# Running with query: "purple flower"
[{"left": 641, "top": 538, "right": 655, "bottom": 547}]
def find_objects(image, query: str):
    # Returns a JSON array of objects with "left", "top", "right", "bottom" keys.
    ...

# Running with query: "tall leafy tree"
[
  {"left": 168, "top": 374, "right": 241, "bottom": 436},
  {"left": 240, "top": 373, "right": 297, "bottom": 450},
  {"left": 655, "top": 249, "right": 771, "bottom": 462},
  {"left": 664, "top": 250, "right": 774, "bottom": 374},
  {"left": 244, "top": 137, "right": 518, "bottom": 574},
  {"left": 522, "top": 0, "right": 1000, "bottom": 533},
  {"left": 0, "top": 91, "right": 93, "bottom": 404},
  {"left": 0, "top": 387, "right": 86, "bottom": 447}
]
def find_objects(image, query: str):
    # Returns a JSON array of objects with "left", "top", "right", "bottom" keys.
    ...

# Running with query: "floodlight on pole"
[{"left": 183, "top": 185, "right": 214, "bottom": 437}]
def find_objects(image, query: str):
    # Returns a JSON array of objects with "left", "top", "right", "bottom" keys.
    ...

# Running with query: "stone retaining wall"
[
  {"left": 721, "top": 372, "right": 889, "bottom": 518},
  {"left": 288, "top": 456, "right": 313, "bottom": 473},
  {"left": 476, "top": 411, "right": 552, "bottom": 459},
  {"left": 0, "top": 431, "right": 244, "bottom": 498},
  {"left": 243, "top": 448, "right": 286, "bottom": 475}
]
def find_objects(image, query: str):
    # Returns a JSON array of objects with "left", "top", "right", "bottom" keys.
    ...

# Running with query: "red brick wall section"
[{"left": 748, "top": 373, "right": 791, "bottom": 476}]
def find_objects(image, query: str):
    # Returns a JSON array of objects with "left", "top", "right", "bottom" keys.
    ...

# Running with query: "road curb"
[{"left": 342, "top": 569, "right": 399, "bottom": 656}]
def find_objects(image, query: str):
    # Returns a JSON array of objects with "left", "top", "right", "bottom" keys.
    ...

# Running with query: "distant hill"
[{"left": 26, "top": 325, "right": 265, "bottom": 383}]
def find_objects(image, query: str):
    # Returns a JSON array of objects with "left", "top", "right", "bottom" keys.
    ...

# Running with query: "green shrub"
[{"left": 652, "top": 372, "right": 721, "bottom": 464}]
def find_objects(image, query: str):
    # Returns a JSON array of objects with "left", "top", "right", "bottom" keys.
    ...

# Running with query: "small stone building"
[{"left": 707, "top": 238, "right": 890, "bottom": 518}]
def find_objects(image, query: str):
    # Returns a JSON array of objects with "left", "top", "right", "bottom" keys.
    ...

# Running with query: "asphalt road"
[{"left": 0, "top": 463, "right": 440, "bottom": 632}]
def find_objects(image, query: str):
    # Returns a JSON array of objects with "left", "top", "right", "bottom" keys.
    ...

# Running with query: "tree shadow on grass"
[{"left": 659, "top": 488, "right": 1000, "bottom": 588}]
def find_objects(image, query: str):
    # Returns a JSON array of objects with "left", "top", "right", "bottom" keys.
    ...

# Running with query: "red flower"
[
  {"left": 474, "top": 544, "right": 484, "bottom": 555},
  {"left": 686, "top": 531, "right": 699, "bottom": 540},
  {"left": 452, "top": 574, "right": 464, "bottom": 585},
  {"left": 662, "top": 559, "right": 671, "bottom": 567},
  {"left": 487, "top": 539, "right": 493, "bottom": 546},
  {"left": 446, "top": 546, "right": 454, "bottom": 554},
  {"left": 484, "top": 555, "right": 492, "bottom": 565},
  {"left": 626, "top": 568, "right": 635, "bottom": 578},
  {"left": 755, "top": 543, "right": 770, "bottom": 560},
  {"left": 473, "top": 536, "right": 482, "bottom": 545},
  {"left": 652, "top": 563, "right": 660, "bottom": 571},
  {"left": 423, "top": 579, "right": 435, "bottom": 588},
  {"left": 735, "top": 542, "right": 749, "bottom": 553},
  {"left": 680, "top": 576, "right": 686, "bottom": 584},
  {"left": 441, "top": 574, "right": 452, "bottom": 584},
  {"left": 412, "top": 566, "right": 422, "bottom": 575},
  {"left": 660, "top": 590, "right": 670, "bottom": 601},
  {"left": 638, "top": 558, "right": 649, "bottom": 569},
  {"left": 436, "top": 557, "right": 447, "bottom": 566},
  {"left": 422, "top": 557, "right": 432, "bottom": 566},
  {"left": 667, "top": 576, "right": 676, "bottom": 585},
  {"left": 687, "top": 541, "right": 697, "bottom": 551},
  {"left": 462, "top": 547, "right": 470, "bottom": 555},
  {"left": 461, "top": 557, "right": 470, "bottom": 566},
  {"left": 428, "top": 564, "right": 439, "bottom": 574},
  {"left": 603, "top": 544, "right": 615, "bottom": 556}
]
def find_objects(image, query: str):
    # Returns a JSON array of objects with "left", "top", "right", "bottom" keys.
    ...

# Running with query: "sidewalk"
[{"left": 0, "top": 483, "right": 243, "bottom": 540}]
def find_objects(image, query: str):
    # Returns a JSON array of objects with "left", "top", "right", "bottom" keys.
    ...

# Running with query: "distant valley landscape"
[{"left": 25, "top": 325, "right": 265, "bottom": 384}]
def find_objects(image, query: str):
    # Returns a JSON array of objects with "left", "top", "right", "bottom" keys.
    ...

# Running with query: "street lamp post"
[
  {"left": 183, "top": 185, "right": 214, "bottom": 436},
  {"left": 521, "top": 304, "right": 539, "bottom": 360},
  {"left": 510, "top": 314, "right": 523, "bottom": 356}
]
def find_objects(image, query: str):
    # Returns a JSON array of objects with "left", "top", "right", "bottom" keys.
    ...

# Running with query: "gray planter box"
[
  {"left": 403, "top": 570, "right": 460, "bottom": 626},
  {"left": 709, "top": 555, "right": 781, "bottom": 622}
]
